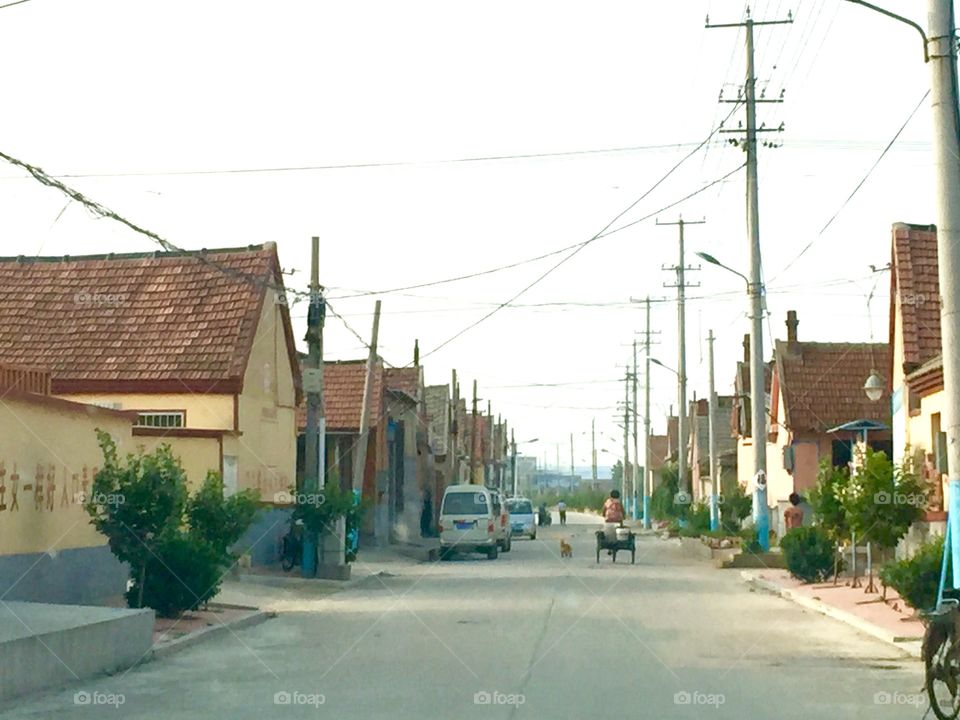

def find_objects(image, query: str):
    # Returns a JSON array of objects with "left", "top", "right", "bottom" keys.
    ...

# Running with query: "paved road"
[{"left": 2, "top": 515, "right": 925, "bottom": 719}]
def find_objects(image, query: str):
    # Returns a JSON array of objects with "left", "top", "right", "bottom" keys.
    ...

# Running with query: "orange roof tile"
[
  {"left": 298, "top": 359, "right": 385, "bottom": 432},
  {"left": 0, "top": 245, "right": 299, "bottom": 396},
  {"left": 776, "top": 340, "right": 890, "bottom": 433},
  {"left": 891, "top": 223, "right": 941, "bottom": 372}
]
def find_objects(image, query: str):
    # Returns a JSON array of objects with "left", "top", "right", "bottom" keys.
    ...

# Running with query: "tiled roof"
[
  {"left": 776, "top": 340, "right": 890, "bottom": 433},
  {"left": 384, "top": 367, "right": 420, "bottom": 401},
  {"left": 297, "top": 359, "right": 385, "bottom": 432},
  {"left": 891, "top": 223, "right": 941, "bottom": 372},
  {"left": 0, "top": 245, "right": 297, "bottom": 394}
]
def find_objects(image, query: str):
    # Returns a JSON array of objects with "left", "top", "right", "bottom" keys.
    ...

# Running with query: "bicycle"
[
  {"left": 923, "top": 521, "right": 960, "bottom": 720},
  {"left": 280, "top": 518, "right": 304, "bottom": 572}
]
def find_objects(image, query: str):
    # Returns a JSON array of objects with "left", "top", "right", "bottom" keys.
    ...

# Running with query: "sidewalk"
[{"left": 741, "top": 569, "right": 923, "bottom": 658}]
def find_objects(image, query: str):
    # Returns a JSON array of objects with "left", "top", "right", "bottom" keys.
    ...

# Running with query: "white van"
[{"left": 439, "top": 484, "right": 511, "bottom": 559}]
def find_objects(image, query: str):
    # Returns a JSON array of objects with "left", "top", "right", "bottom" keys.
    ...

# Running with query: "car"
[
  {"left": 506, "top": 497, "right": 536, "bottom": 540},
  {"left": 439, "top": 484, "right": 506, "bottom": 560}
]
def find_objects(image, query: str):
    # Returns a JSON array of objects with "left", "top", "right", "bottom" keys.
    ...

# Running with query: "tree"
[
  {"left": 808, "top": 459, "right": 850, "bottom": 542},
  {"left": 186, "top": 471, "right": 260, "bottom": 559},
  {"left": 842, "top": 447, "right": 926, "bottom": 554},
  {"left": 611, "top": 460, "right": 623, "bottom": 486}
]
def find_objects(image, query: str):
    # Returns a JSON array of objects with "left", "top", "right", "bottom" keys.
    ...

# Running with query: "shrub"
[
  {"left": 87, "top": 432, "right": 259, "bottom": 617},
  {"left": 808, "top": 460, "right": 849, "bottom": 542},
  {"left": 292, "top": 481, "right": 369, "bottom": 563},
  {"left": 781, "top": 526, "right": 838, "bottom": 583},
  {"left": 880, "top": 534, "right": 945, "bottom": 612},
  {"left": 719, "top": 481, "right": 751, "bottom": 531}
]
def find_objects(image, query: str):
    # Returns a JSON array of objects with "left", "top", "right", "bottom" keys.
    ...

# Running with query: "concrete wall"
[{"left": 0, "top": 393, "right": 134, "bottom": 605}]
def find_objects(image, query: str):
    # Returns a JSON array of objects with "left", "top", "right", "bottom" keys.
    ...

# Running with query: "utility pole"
[
  {"left": 630, "top": 296, "right": 661, "bottom": 528},
  {"left": 569, "top": 433, "right": 575, "bottom": 490},
  {"left": 708, "top": 7, "right": 790, "bottom": 551},
  {"left": 451, "top": 370, "right": 460, "bottom": 485},
  {"left": 486, "top": 401, "right": 493, "bottom": 487},
  {"left": 632, "top": 339, "right": 640, "bottom": 520},
  {"left": 591, "top": 418, "right": 597, "bottom": 489},
  {"left": 352, "top": 300, "right": 381, "bottom": 537},
  {"left": 623, "top": 371, "right": 630, "bottom": 502},
  {"left": 708, "top": 330, "right": 719, "bottom": 531},
  {"left": 301, "top": 236, "right": 326, "bottom": 577},
  {"left": 511, "top": 429, "right": 518, "bottom": 496},
  {"left": 470, "top": 380, "right": 479, "bottom": 485},
  {"left": 928, "top": 0, "right": 960, "bottom": 582},
  {"left": 659, "top": 218, "right": 702, "bottom": 503}
]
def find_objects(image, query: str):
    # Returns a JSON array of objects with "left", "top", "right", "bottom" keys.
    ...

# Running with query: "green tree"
[
  {"left": 808, "top": 459, "right": 850, "bottom": 542},
  {"left": 86, "top": 431, "right": 188, "bottom": 609},
  {"left": 186, "top": 471, "right": 260, "bottom": 559},
  {"left": 842, "top": 447, "right": 926, "bottom": 553},
  {"left": 611, "top": 460, "right": 623, "bottom": 487}
]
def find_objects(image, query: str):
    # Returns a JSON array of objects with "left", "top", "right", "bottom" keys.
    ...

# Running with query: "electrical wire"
[{"left": 770, "top": 88, "right": 930, "bottom": 282}]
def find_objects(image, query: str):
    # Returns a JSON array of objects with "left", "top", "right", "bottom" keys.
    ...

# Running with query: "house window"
[
  {"left": 135, "top": 412, "right": 185, "bottom": 428},
  {"left": 933, "top": 413, "right": 949, "bottom": 475}
]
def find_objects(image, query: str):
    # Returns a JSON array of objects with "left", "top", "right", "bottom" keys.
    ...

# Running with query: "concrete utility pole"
[
  {"left": 591, "top": 418, "right": 597, "bottom": 489},
  {"left": 632, "top": 339, "right": 640, "bottom": 520},
  {"left": 487, "top": 401, "right": 493, "bottom": 486},
  {"left": 707, "top": 330, "right": 720, "bottom": 531},
  {"left": 301, "top": 236, "right": 325, "bottom": 577},
  {"left": 470, "top": 380, "right": 479, "bottom": 485},
  {"left": 511, "top": 429, "right": 518, "bottom": 496},
  {"left": 352, "top": 300, "right": 381, "bottom": 538},
  {"left": 659, "top": 218, "right": 702, "bottom": 502},
  {"left": 623, "top": 371, "right": 630, "bottom": 501},
  {"left": 928, "top": 0, "right": 960, "bottom": 583},
  {"left": 450, "top": 370, "right": 460, "bottom": 484},
  {"left": 708, "top": 7, "right": 791, "bottom": 551},
  {"left": 630, "top": 296, "right": 660, "bottom": 528}
]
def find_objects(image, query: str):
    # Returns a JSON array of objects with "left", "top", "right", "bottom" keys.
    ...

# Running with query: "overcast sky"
[{"left": 0, "top": 0, "right": 936, "bottom": 472}]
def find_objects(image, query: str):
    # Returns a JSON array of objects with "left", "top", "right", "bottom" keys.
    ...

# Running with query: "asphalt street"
[{"left": 1, "top": 512, "right": 925, "bottom": 719}]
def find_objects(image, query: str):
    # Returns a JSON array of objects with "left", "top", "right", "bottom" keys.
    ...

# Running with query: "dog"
[{"left": 559, "top": 539, "right": 573, "bottom": 558}]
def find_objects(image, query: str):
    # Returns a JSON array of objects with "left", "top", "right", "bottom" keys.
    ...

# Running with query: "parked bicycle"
[
  {"left": 923, "top": 522, "right": 960, "bottom": 719},
  {"left": 280, "top": 518, "right": 304, "bottom": 572}
]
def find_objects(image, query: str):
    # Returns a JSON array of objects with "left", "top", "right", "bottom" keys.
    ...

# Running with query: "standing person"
[
  {"left": 557, "top": 499, "right": 567, "bottom": 526},
  {"left": 784, "top": 492, "right": 804, "bottom": 531},
  {"left": 420, "top": 488, "right": 433, "bottom": 537}
]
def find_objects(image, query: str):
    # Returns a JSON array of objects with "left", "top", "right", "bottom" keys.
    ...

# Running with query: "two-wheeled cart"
[{"left": 595, "top": 527, "right": 635, "bottom": 564}]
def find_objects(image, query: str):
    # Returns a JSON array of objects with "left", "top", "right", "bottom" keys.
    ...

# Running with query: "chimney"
[
  {"left": 786, "top": 310, "right": 799, "bottom": 350},
  {"left": 743, "top": 333, "right": 750, "bottom": 365},
  {"left": 414, "top": 339, "right": 420, "bottom": 367}
]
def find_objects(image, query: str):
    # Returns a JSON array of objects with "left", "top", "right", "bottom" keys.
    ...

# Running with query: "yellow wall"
[
  {"left": 59, "top": 392, "right": 233, "bottom": 430},
  {"left": 912, "top": 390, "right": 946, "bottom": 454},
  {"left": 237, "top": 295, "right": 297, "bottom": 498},
  {"left": 0, "top": 395, "right": 133, "bottom": 556},
  {"left": 133, "top": 435, "right": 221, "bottom": 494}
]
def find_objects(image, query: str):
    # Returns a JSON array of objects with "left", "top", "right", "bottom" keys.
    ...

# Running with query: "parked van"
[{"left": 439, "top": 484, "right": 511, "bottom": 559}]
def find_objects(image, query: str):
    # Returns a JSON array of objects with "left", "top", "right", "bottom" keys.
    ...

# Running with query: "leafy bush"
[
  {"left": 809, "top": 459, "right": 849, "bottom": 542},
  {"left": 880, "top": 534, "right": 945, "bottom": 612},
  {"left": 686, "top": 502, "right": 712, "bottom": 535},
  {"left": 780, "top": 526, "right": 839, "bottom": 583},
  {"left": 719, "top": 481, "right": 752, "bottom": 531},
  {"left": 87, "top": 432, "right": 260, "bottom": 617},
  {"left": 187, "top": 472, "right": 260, "bottom": 558}
]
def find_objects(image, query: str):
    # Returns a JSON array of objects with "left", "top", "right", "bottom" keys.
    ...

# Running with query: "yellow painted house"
[
  {"left": 889, "top": 223, "right": 949, "bottom": 546},
  {"left": 0, "top": 243, "right": 301, "bottom": 502}
]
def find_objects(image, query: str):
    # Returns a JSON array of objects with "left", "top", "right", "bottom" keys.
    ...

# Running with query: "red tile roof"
[
  {"left": 891, "top": 223, "right": 941, "bottom": 373},
  {"left": 384, "top": 367, "right": 420, "bottom": 401},
  {"left": 776, "top": 340, "right": 890, "bottom": 433},
  {"left": 298, "top": 359, "right": 385, "bottom": 432},
  {"left": 0, "top": 245, "right": 299, "bottom": 396}
]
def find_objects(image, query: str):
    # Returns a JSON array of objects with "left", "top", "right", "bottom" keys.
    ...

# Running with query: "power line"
[
  {"left": 771, "top": 88, "right": 930, "bottom": 282},
  {"left": 16, "top": 140, "right": 717, "bottom": 180},
  {"left": 0, "top": 0, "right": 34, "bottom": 9}
]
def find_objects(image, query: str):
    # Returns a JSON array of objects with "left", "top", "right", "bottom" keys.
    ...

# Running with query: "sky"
[{"left": 0, "top": 0, "right": 938, "bottom": 473}]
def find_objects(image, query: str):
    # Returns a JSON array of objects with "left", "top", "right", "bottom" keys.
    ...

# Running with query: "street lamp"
[
  {"left": 864, "top": 371, "right": 884, "bottom": 402},
  {"left": 650, "top": 357, "right": 679, "bottom": 375},
  {"left": 511, "top": 437, "right": 538, "bottom": 497},
  {"left": 698, "top": 248, "right": 769, "bottom": 550}
]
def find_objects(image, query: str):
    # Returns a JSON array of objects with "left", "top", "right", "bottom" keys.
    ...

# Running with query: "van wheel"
[
  {"left": 503, "top": 536, "right": 512, "bottom": 553},
  {"left": 487, "top": 545, "right": 498, "bottom": 560},
  {"left": 440, "top": 548, "right": 453, "bottom": 561}
]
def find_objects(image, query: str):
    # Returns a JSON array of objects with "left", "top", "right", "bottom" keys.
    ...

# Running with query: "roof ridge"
[{"left": 0, "top": 244, "right": 271, "bottom": 263}]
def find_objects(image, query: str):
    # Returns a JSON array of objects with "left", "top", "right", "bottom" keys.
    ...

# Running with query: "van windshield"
[
  {"left": 442, "top": 492, "right": 488, "bottom": 515},
  {"left": 507, "top": 500, "right": 533, "bottom": 514}
]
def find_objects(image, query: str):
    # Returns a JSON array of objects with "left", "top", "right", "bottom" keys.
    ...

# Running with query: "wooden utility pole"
[
  {"left": 450, "top": 370, "right": 460, "bottom": 484},
  {"left": 470, "top": 380, "right": 479, "bottom": 484},
  {"left": 301, "top": 236, "right": 325, "bottom": 577}
]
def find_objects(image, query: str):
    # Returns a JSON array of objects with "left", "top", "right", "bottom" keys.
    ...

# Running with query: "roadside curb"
[
  {"left": 740, "top": 571, "right": 922, "bottom": 659},
  {"left": 150, "top": 607, "right": 275, "bottom": 660}
]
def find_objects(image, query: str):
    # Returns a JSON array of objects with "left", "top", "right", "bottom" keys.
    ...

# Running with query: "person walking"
[{"left": 557, "top": 500, "right": 567, "bottom": 526}]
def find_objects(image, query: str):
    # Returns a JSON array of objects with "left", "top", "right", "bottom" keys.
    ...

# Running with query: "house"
[
  {"left": 689, "top": 395, "right": 738, "bottom": 506},
  {"left": 889, "top": 222, "right": 949, "bottom": 547},
  {"left": 763, "top": 311, "right": 890, "bottom": 535},
  {"left": 384, "top": 364, "right": 430, "bottom": 542},
  {"left": 0, "top": 364, "right": 137, "bottom": 605},
  {"left": 424, "top": 383, "right": 453, "bottom": 523}
]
